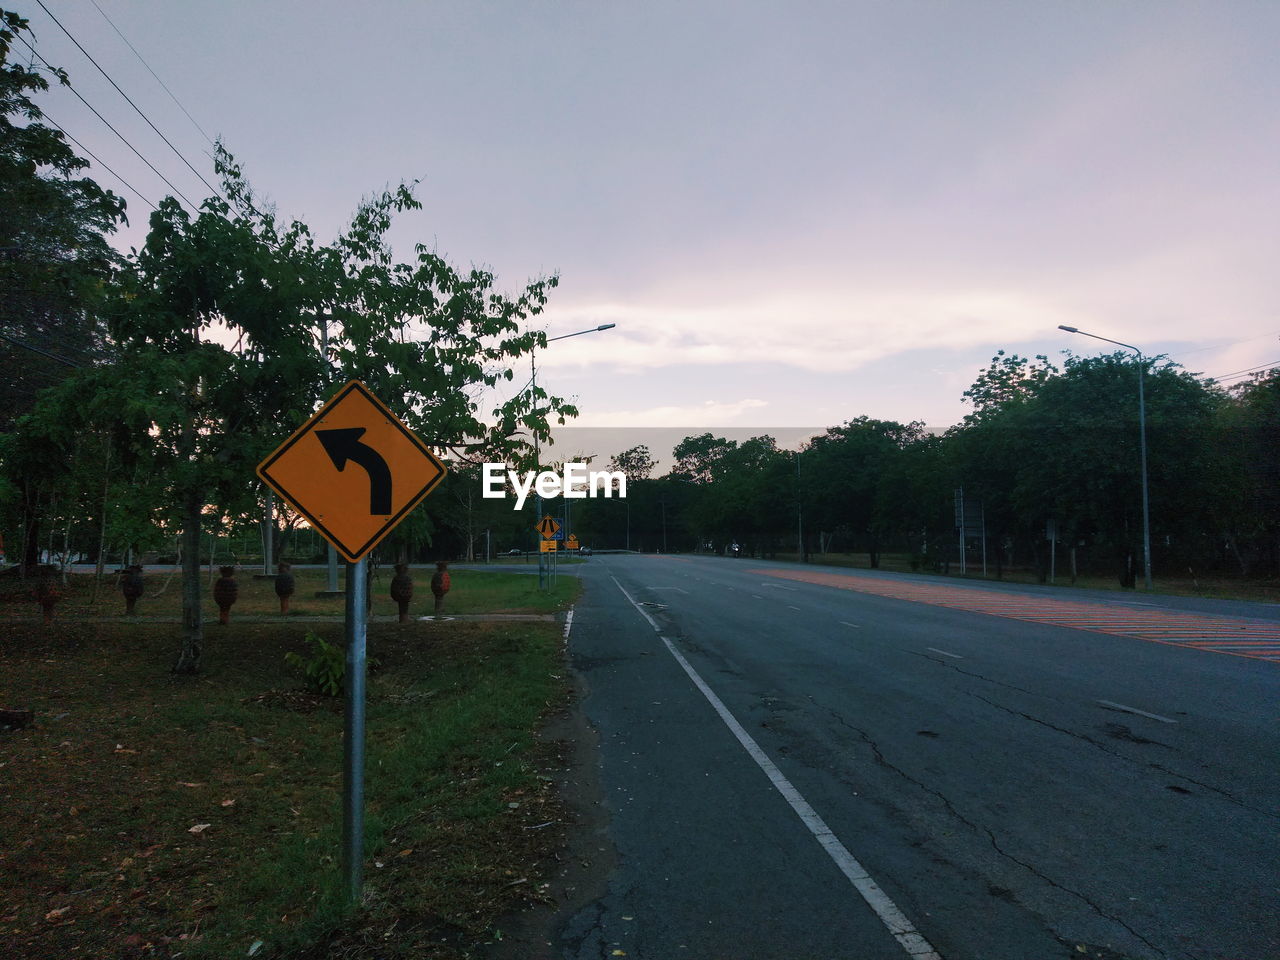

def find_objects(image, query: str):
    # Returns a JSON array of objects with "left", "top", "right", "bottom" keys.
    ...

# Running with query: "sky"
[{"left": 14, "top": 0, "right": 1280, "bottom": 461}]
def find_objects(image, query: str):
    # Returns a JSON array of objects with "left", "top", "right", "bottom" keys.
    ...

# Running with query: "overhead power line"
[
  {"left": 33, "top": 0, "right": 224, "bottom": 203},
  {"left": 86, "top": 0, "right": 213, "bottom": 145},
  {"left": 14, "top": 33, "right": 198, "bottom": 210},
  {"left": 0, "top": 333, "right": 81, "bottom": 367},
  {"left": 1211, "top": 360, "right": 1280, "bottom": 383},
  {"left": 40, "top": 108, "right": 155, "bottom": 208}
]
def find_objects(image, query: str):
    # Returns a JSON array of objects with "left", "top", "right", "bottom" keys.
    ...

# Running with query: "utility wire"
[
  {"left": 85, "top": 0, "right": 213, "bottom": 145},
  {"left": 15, "top": 33, "right": 199, "bottom": 210},
  {"left": 32, "top": 0, "right": 224, "bottom": 203},
  {"left": 1212, "top": 361, "right": 1280, "bottom": 384},
  {"left": 1169, "top": 329, "right": 1280, "bottom": 360},
  {"left": 40, "top": 108, "right": 155, "bottom": 208},
  {"left": 0, "top": 333, "right": 81, "bottom": 367}
]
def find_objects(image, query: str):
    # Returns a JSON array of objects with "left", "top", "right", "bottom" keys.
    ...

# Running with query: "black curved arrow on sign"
[{"left": 317, "top": 427, "right": 392, "bottom": 515}]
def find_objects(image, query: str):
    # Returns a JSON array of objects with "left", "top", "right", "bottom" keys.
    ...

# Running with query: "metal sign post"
[
  {"left": 256, "top": 380, "right": 448, "bottom": 908},
  {"left": 342, "top": 557, "right": 368, "bottom": 904}
]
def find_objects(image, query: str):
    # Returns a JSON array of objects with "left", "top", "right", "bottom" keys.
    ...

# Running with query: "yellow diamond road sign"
[
  {"left": 256, "top": 380, "right": 447, "bottom": 562},
  {"left": 536, "top": 515, "right": 561, "bottom": 540}
]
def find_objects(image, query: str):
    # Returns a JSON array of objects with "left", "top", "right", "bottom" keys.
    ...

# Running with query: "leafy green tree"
[
  {"left": 96, "top": 151, "right": 575, "bottom": 673},
  {"left": 1217, "top": 369, "right": 1280, "bottom": 574},
  {"left": 608, "top": 444, "right": 655, "bottom": 482},
  {"left": 804, "top": 418, "right": 923, "bottom": 567},
  {"left": 0, "top": 11, "right": 127, "bottom": 568},
  {"left": 1, "top": 9, "right": 126, "bottom": 412}
]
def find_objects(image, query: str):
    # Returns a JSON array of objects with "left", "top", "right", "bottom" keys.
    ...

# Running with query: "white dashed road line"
[
  {"left": 610, "top": 575, "right": 944, "bottom": 960},
  {"left": 926, "top": 647, "right": 962, "bottom": 659},
  {"left": 840, "top": 621, "right": 861, "bottom": 629},
  {"left": 1096, "top": 700, "right": 1177, "bottom": 724}
]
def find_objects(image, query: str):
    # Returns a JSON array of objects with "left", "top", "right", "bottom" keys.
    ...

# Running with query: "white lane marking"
[
  {"left": 563, "top": 608, "right": 574, "bottom": 640},
  {"left": 753, "top": 594, "right": 766, "bottom": 600},
  {"left": 653, "top": 587, "right": 690, "bottom": 594},
  {"left": 787, "top": 605, "right": 802, "bottom": 612},
  {"left": 611, "top": 577, "right": 662, "bottom": 632},
  {"left": 1096, "top": 700, "right": 1178, "bottom": 724},
  {"left": 660, "top": 637, "right": 942, "bottom": 959},
  {"left": 840, "top": 621, "right": 861, "bottom": 629},
  {"left": 612, "top": 579, "right": 943, "bottom": 960},
  {"left": 926, "top": 647, "right": 962, "bottom": 659}
]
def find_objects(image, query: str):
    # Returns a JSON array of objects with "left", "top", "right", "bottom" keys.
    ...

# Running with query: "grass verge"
[{"left": 0, "top": 575, "right": 580, "bottom": 958}]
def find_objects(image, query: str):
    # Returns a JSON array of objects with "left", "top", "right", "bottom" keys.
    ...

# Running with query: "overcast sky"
[{"left": 18, "top": 0, "right": 1280, "bottom": 446}]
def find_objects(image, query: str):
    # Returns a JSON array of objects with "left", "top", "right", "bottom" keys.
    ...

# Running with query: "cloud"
[
  {"left": 533, "top": 288, "right": 1094, "bottom": 375},
  {"left": 571, "top": 398, "right": 769, "bottom": 428}
]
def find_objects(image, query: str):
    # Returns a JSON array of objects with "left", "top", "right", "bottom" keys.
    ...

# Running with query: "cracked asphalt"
[{"left": 553, "top": 555, "right": 1279, "bottom": 960}]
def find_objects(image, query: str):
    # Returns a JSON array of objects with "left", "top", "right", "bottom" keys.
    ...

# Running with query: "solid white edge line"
[
  {"left": 563, "top": 608, "right": 574, "bottom": 640},
  {"left": 1096, "top": 700, "right": 1178, "bottom": 724},
  {"left": 610, "top": 577, "right": 663, "bottom": 632},
  {"left": 926, "top": 647, "right": 962, "bottom": 659},
  {"left": 659, "top": 637, "right": 943, "bottom": 959},
  {"left": 611, "top": 577, "right": 943, "bottom": 959}
]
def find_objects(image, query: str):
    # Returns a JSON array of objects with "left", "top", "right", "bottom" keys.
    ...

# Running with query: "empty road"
[{"left": 553, "top": 555, "right": 1279, "bottom": 960}]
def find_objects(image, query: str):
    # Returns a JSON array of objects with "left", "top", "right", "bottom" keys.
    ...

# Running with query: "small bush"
[{"left": 284, "top": 632, "right": 345, "bottom": 697}]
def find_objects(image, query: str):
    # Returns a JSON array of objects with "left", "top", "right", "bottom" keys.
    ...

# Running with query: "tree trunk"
[
  {"left": 91, "top": 436, "right": 112, "bottom": 603},
  {"left": 22, "top": 501, "right": 39, "bottom": 572},
  {"left": 173, "top": 486, "right": 203, "bottom": 675}
]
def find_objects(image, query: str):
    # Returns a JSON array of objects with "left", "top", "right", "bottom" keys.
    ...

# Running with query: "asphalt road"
[{"left": 554, "top": 555, "right": 1280, "bottom": 960}]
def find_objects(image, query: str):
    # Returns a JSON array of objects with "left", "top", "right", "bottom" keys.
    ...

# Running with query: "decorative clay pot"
[
  {"left": 120, "top": 564, "right": 144, "bottom": 615},
  {"left": 213, "top": 566, "right": 238, "bottom": 625},
  {"left": 390, "top": 563, "right": 414, "bottom": 623},
  {"left": 430, "top": 561, "right": 450, "bottom": 616},
  {"left": 275, "top": 561, "right": 295, "bottom": 614},
  {"left": 33, "top": 568, "right": 61, "bottom": 625}
]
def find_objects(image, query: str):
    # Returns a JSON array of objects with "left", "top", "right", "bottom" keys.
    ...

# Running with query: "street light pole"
[
  {"left": 1058, "top": 325, "right": 1153, "bottom": 591},
  {"left": 530, "top": 323, "right": 616, "bottom": 585},
  {"left": 796, "top": 448, "right": 806, "bottom": 563}
]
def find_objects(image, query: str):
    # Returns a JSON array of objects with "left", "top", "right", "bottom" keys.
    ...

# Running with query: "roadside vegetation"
[
  {"left": 0, "top": 573, "right": 580, "bottom": 959},
  {"left": 567, "top": 356, "right": 1278, "bottom": 597}
]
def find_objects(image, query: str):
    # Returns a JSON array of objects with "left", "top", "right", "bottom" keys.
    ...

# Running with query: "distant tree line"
[{"left": 569, "top": 352, "right": 1280, "bottom": 583}]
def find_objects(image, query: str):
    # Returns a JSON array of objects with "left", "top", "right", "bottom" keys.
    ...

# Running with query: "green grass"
[{"left": 0, "top": 577, "right": 581, "bottom": 959}]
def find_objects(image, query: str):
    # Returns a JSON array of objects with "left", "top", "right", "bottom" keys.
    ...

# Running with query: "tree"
[
  {"left": 0, "top": 10, "right": 125, "bottom": 427},
  {"left": 95, "top": 151, "right": 576, "bottom": 673},
  {"left": 0, "top": 11, "right": 128, "bottom": 571},
  {"left": 608, "top": 444, "right": 655, "bottom": 482},
  {"left": 804, "top": 418, "right": 923, "bottom": 567}
]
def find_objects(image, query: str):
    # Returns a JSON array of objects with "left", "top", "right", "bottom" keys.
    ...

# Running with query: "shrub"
[{"left": 284, "top": 632, "right": 346, "bottom": 697}]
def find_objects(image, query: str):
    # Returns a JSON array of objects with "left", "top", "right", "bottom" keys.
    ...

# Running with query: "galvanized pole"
[
  {"left": 796, "top": 449, "right": 805, "bottom": 563},
  {"left": 1057, "top": 326, "right": 1153, "bottom": 590},
  {"left": 342, "top": 557, "right": 368, "bottom": 904},
  {"left": 1136, "top": 362, "right": 1153, "bottom": 591},
  {"left": 321, "top": 315, "right": 341, "bottom": 595},
  {"left": 262, "top": 490, "right": 275, "bottom": 574}
]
